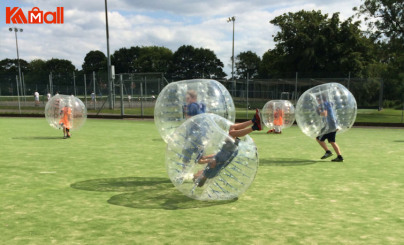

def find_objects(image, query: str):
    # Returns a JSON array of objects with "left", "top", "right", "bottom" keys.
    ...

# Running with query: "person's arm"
[{"left": 198, "top": 154, "right": 215, "bottom": 164}]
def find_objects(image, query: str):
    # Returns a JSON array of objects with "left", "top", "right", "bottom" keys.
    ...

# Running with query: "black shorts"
[{"left": 317, "top": 131, "right": 336, "bottom": 142}]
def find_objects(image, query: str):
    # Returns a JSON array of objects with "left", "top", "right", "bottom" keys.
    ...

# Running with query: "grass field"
[{"left": 0, "top": 117, "right": 403, "bottom": 244}]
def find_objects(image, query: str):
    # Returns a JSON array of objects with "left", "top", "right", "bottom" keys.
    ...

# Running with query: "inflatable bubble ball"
[
  {"left": 165, "top": 113, "right": 259, "bottom": 201},
  {"left": 262, "top": 100, "right": 295, "bottom": 132},
  {"left": 45, "top": 95, "right": 87, "bottom": 130},
  {"left": 295, "top": 83, "right": 357, "bottom": 138},
  {"left": 154, "top": 79, "right": 236, "bottom": 143}
]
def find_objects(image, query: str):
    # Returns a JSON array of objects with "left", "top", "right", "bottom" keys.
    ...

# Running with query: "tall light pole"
[
  {"left": 9, "top": 27, "right": 23, "bottom": 102},
  {"left": 105, "top": 0, "right": 113, "bottom": 109},
  {"left": 227, "top": 16, "right": 236, "bottom": 95}
]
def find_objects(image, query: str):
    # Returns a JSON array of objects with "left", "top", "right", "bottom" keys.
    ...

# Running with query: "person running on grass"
[{"left": 315, "top": 95, "right": 343, "bottom": 162}]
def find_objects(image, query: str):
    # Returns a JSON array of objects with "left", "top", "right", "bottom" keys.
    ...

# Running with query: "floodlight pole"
[
  {"left": 227, "top": 16, "right": 236, "bottom": 95},
  {"left": 105, "top": 0, "right": 113, "bottom": 109},
  {"left": 9, "top": 27, "right": 23, "bottom": 105}
]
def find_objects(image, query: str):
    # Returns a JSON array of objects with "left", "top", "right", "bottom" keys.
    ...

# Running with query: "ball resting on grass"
[
  {"left": 154, "top": 79, "right": 235, "bottom": 143},
  {"left": 166, "top": 114, "right": 259, "bottom": 201},
  {"left": 295, "top": 83, "right": 357, "bottom": 138},
  {"left": 45, "top": 95, "right": 87, "bottom": 130},
  {"left": 262, "top": 100, "right": 295, "bottom": 131}
]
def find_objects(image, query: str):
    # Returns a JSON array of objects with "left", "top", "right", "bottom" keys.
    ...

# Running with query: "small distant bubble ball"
[
  {"left": 154, "top": 79, "right": 236, "bottom": 143},
  {"left": 45, "top": 95, "right": 87, "bottom": 130},
  {"left": 262, "top": 100, "right": 295, "bottom": 130},
  {"left": 166, "top": 113, "right": 259, "bottom": 201},
  {"left": 295, "top": 83, "right": 357, "bottom": 138}
]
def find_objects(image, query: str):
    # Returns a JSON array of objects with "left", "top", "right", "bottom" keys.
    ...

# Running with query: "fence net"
[{"left": 1, "top": 72, "right": 402, "bottom": 122}]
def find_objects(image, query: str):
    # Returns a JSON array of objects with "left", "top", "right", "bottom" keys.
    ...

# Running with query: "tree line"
[{"left": 1, "top": 0, "right": 403, "bottom": 101}]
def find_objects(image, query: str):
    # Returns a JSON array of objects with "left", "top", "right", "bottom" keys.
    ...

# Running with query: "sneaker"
[
  {"left": 321, "top": 151, "right": 333, "bottom": 159},
  {"left": 332, "top": 156, "right": 344, "bottom": 162},
  {"left": 267, "top": 129, "right": 274, "bottom": 134},
  {"left": 254, "top": 109, "right": 263, "bottom": 131},
  {"left": 63, "top": 136, "right": 67, "bottom": 139}
]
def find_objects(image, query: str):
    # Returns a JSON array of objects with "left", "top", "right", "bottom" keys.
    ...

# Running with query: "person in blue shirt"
[
  {"left": 316, "top": 95, "right": 343, "bottom": 162},
  {"left": 184, "top": 90, "right": 205, "bottom": 118},
  {"left": 181, "top": 90, "right": 206, "bottom": 164}
]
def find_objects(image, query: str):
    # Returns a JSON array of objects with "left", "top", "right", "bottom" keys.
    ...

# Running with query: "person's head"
[
  {"left": 186, "top": 90, "right": 197, "bottom": 104},
  {"left": 316, "top": 95, "right": 326, "bottom": 103}
]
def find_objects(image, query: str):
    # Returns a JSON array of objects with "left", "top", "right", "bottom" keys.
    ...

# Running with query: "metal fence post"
[
  {"left": 93, "top": 71, "right": 96, "bottom": 110},
  {"left": 16, "top": 75, "right": 21, "bottom": 114},
  {"left": 140, "top": 82, "right": 144, "bottom": 117},
  {"left": 73, "top": 71, "right": 76, "bottom": 96},
  {"left": 84, "top": 74, "right": 87, "bottom": 109},
  {"left": 120, "top": 74, "right": 124, "bottom": 117},
  {"left": 295, "top": 72, "right": 298, "bottom": 103},
  {"left": 246, "top": 73, "right": 249, "bottom": 118},
  {"left": 378, "top": 79, "right": 384, "bottom": 111},
  {"left": 49, "top": 72, "right": 53, "bottom": 95},
  {"left": 22, "top": 72, "right": 26, "bottom": 104}
]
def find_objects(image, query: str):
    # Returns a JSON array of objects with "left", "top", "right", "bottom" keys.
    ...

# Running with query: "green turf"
[
  {"left": 1, "top": 103, "right": 404, "bottom": 124},
  {"left": 0, "top": 118, "right": 403, "bottom": 244}
]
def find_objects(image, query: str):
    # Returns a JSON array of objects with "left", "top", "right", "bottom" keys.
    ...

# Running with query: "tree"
[
  {"left": 354, "top": 0, "right": 404, "bottom": 102},
  {"left": 235, "top": 51, "right": 261, "bottom": 79},
  {"left": 45, "top": 58, "right": 75, "bottom": 74},
  {"left": 169, "top": 45, "right": 226, "bottom": 80},
  {"left": 111, "top": 46, "right": 141, "bottom": 73},
  {"left": 354, "top": 0, "right": 404, "bottom": 40},
  {"left": 134, "top": 46, "right": 172, "bottom": 73},
  {"left": 194, "top": 47, "right": 226, "bottom": 79},
  {"left": 82, "top": 50, "right": 106, "bottom": 74},
  {"left": 44, "top": 58, "right": 76, "bottom": 87},
  {"left": 0, "top": 58, "right": 30, "bottom": 75},
  {"left": 30, "top": 59, "right": 46, "bottom": 73},
  {"left": 261, "top": 10, "right": 374, "bottom": 78}
]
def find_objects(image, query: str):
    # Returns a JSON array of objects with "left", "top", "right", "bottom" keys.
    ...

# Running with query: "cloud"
[{"left": 0, "top": 0, "right": 363, "bottom": 76}]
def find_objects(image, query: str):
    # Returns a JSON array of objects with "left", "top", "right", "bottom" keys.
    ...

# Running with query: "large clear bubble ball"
[
  {"left": 295, "top": 83, "right": 357, "bottom": 138},
  {"left": 262, "top": 100, "right": 295, "bottom": 130},
  {"left": 154, "top": 79, "right": 235, "bottom": 143},
  {"left": 166, "top": 113, "right": 259, "bottom": 201},
  {"left": 45, "top": 95, "right": 87, "bottom": 130}
]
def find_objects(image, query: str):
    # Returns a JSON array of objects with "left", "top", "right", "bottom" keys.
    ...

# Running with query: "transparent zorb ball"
[
  {"left": 154, "top": 79, "right": 235, "bottom": 143},
  {"left": 45, "top": 95, "right": 87, "bottom": 130},
  {"left": 262, "top": 100, "right": 295, "bottom": 131},
  {"left": 295, "top": 83, "right": 357, "bottom": 138},
  {"left": 165, "top": 114, "right": 259, "bottom": 201}
]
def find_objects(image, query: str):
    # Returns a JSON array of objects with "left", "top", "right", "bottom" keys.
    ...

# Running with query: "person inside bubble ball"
[
  {"left": 181, "top": 90, "right": 207, "bottom": 164},
  {"left": 192, "top": 109, "right": 263, "bottom": 187},
  {"left": 267, "top": 106, "right": 284, "bottom": 134},
  {"left": 59, "top": 105, "right": 72, "bottom": 139},
  {"left": 183, "top": 90, "right": 205, "bottom": 119},
  {"left": 315, "top": 95, "right": 343, "bottom": 162}
]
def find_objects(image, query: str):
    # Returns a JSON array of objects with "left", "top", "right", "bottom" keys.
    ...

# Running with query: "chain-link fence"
[{"left": 1, "top": 72, "right": 403, "bottom": 123}]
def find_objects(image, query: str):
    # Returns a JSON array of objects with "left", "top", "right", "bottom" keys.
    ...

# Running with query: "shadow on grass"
[
  {"left": 393, "top": 140, "right": 404, "bottom": 142},
  {"left": 260, "top": 157, "right": 320, "bottom": 166},
  {"left": 12, "top": 136, "right": 63, "bottom": 140},
  {"left": 152, "top": 138, "right": 163, "bottom": 142},
  {"left": 71, "top": 176, "right": 236, "bottom": 210}
]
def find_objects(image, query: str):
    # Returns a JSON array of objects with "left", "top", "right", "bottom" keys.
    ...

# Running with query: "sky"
[{"left": 0, "top": 0, "right": 363, "bottom": 77}]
